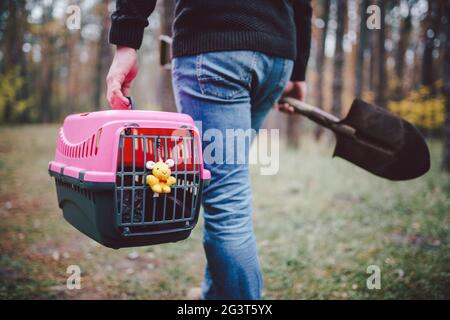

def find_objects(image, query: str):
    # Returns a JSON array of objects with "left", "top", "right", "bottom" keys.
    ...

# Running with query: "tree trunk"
[
  {"left": 65, "top": 31, "right": 80, "bottom": 116},
  {"left": 316, "top": 0, "right": 331, "bottom": 107},
  {"left": 442, "top": 0, "right": 450, "bottom": 171},
  {"left": 422, "top": 0, "right": 441, "bottom": 94},
  {"left": 286, "top": 114, "right": 302, "bottom": 149},
  {"left": 2, "top": 0, "right": 26, "bottom": 122},
  {"left": 2, "top": 0, "right": 16, "bottom": 122},
  {"left": 314, "top": 0, "right": 331, "bottom": 140},
  {"left": 368, "top": 30, "right": 378, "bottom": 93},
  {"left": 40, "top": 39, "right": 53, "bottom": 123},
  {"left": 394, "top": 6, "right": 412, "bottom": 100},
  {"left": 93, "top": 0, "right": 113, "bottom": 110},
  {"left": 17, "top": 0, "right": 29, "bottom": 122},
  {"left": 332, "top": 0, "right": 347, "bottom": 116},
  {"left": 375, "top": 0, "right": 387, "bottom": 108},
  {"left": 158, "top": 0, "right": 176, "bottom": 112},
  {"left": 355, "top": 0, "right": 369, "bottom": 99},
  {"left": 39, "top": 5, "right": 55, "bottom": 123}
]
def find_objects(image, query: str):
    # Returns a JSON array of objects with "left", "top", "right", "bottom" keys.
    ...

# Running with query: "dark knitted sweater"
[{"left": 109, "top": 0, "right": 312, "bottom": 81}]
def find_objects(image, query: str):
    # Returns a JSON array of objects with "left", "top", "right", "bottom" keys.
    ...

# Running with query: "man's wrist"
[{"left": 116, "top": 45, "right": 137, "bottom": 51}]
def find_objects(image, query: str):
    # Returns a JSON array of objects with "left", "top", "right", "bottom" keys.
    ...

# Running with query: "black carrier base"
[{"left": 49, "top": 171, "right": 203, "bottom": 249}]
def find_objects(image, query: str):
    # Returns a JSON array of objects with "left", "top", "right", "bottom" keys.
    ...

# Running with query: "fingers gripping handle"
[{"left": 126, "top": 96, "right": 135, "bottom": 110}]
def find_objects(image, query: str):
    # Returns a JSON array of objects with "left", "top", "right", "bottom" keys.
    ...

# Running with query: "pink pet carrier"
[{"left": 48, "top": 108, "right": 210, "bottom": 249}]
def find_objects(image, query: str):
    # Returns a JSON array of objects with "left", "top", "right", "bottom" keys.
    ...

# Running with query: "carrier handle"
[{"left": 126, "top": 96, "right": 135, "bottom": 110}]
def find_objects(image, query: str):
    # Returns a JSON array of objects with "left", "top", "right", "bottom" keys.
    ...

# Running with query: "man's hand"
[
  {"left": 106, "top": 46, "right": 138, "bottom": 110},
  {"left": 276, "top": 81, "right": 307, "bottom": 114}
]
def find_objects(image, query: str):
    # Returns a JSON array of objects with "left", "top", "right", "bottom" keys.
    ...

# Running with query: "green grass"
[{"left": 0, "top": 124, "right": 449, "bottom": 299}]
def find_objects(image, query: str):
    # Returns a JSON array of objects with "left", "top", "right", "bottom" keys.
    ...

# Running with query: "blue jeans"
[{"left": 172, "top": 51, "right": 293, "bottom": 300}]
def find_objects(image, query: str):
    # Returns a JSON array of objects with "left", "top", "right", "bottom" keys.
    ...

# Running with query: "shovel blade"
[{"left": 333, "top": 99, "right": 430, "bottom": 181}]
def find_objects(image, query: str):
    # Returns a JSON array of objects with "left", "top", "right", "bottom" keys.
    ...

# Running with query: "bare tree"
[
  {"left": 442, "top": 0, "right": 450, "bottom": 171},
  {"left": 65, "top": 30, "right": 81, "bottom": 116},
  {"left": 332, "top": 0, "right": 347, "bottom": 116},
  {"left": 316, "top": 0, "right": 331, "bottom": 106},
  {"left": 314, "top": 0, "right": 331, "bottom": 140},
  {"left": 3, "top": 0, "right": 27, "bottom": 122},
  {"left": 39, "top": 4, "right": 55, "bottom": 122},
  {"left": 374, "top": 0, "right": 386, "bottom": 108},
  {"left": 368, "top": 27, "right": 378, "bottom": 93},
  {"left": 394, "top": 1, "right": 412, "bottom": 100},
  {"left": 422, "top": 0, "right": 441, "bottom": 95},
  {"left": 158, "top": 0, "right": 176, "bottom": 112},
  {"left": 355, "top": 0, "right": 369, "bottom": 99},
  {"left": 286, "top": 114, "right": 302, "bottom": 148},
  {"left": 93, "top": 0, "right": 113, "bottom": 110}
]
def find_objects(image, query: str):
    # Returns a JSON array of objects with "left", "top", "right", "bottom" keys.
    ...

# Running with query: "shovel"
[{"left": 280, "top": 97, "right": 430, "bottom": 181}]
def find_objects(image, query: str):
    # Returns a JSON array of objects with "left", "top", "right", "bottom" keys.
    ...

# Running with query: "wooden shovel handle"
[
  {"left": 281, "top": 97, "right": 357, "bottom": 138},
  {"left": 280, "top": 97, "right": 340, "bottom": 124}
]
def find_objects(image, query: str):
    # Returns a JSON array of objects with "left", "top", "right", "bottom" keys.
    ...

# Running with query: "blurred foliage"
[
  {"left": 0, "top": 0, "right": 446, "bottom": 126},
  {"left": 388, "top": 82, "right": 445, "bottom": 130},
  {"left": 0, "top": 67, "right": 36, "bottom": 124}
]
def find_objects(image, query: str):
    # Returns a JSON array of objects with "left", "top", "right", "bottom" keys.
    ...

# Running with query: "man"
[{"left": 106, "top": 0, "right": 312, "bottom": 300}]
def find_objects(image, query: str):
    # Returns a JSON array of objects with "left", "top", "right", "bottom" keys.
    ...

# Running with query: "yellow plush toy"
[{"left": 146, "top": 159, "right": 177, "bottom": 193}]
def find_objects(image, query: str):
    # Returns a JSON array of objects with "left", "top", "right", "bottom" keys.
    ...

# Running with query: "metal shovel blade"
[
  {"left": 282, "top": 97, "right": 431, "bottom": 181},
  {"left": 333, "top": 99, "right": 430, "bottom": 181}
]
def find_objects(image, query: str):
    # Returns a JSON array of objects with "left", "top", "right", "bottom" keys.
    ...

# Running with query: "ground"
[{"left": 0, "top": 125, "right": 449, "bottom": 299}]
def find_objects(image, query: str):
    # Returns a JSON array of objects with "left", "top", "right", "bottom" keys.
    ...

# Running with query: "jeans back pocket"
[{"left": 196, "top": 51, "right": 257, "bottom": 100}]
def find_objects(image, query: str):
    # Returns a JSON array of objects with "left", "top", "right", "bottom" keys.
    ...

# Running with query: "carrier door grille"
[{"left": 115, "top": 129, "right": 202, "bottom": 236}]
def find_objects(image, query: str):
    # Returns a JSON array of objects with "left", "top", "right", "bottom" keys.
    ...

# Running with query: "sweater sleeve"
[
  {"left": 109, "top": 0, "right": 158, "bottom": 49},
  {"left": 291, "top": 0, "right": 312, "bottom": 81}
]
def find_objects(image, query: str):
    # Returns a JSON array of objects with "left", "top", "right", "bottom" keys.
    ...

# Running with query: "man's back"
[{"left": 173, "top": 0, "right": 297, "bottom": 61}]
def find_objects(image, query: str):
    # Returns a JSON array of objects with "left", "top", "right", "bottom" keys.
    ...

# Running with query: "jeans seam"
[
  {"left": 196, "top": 54, "right": 205, "bottom": 96},
  {"left": 267, "top": 59, "right": 292, "bottom": 106}
]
